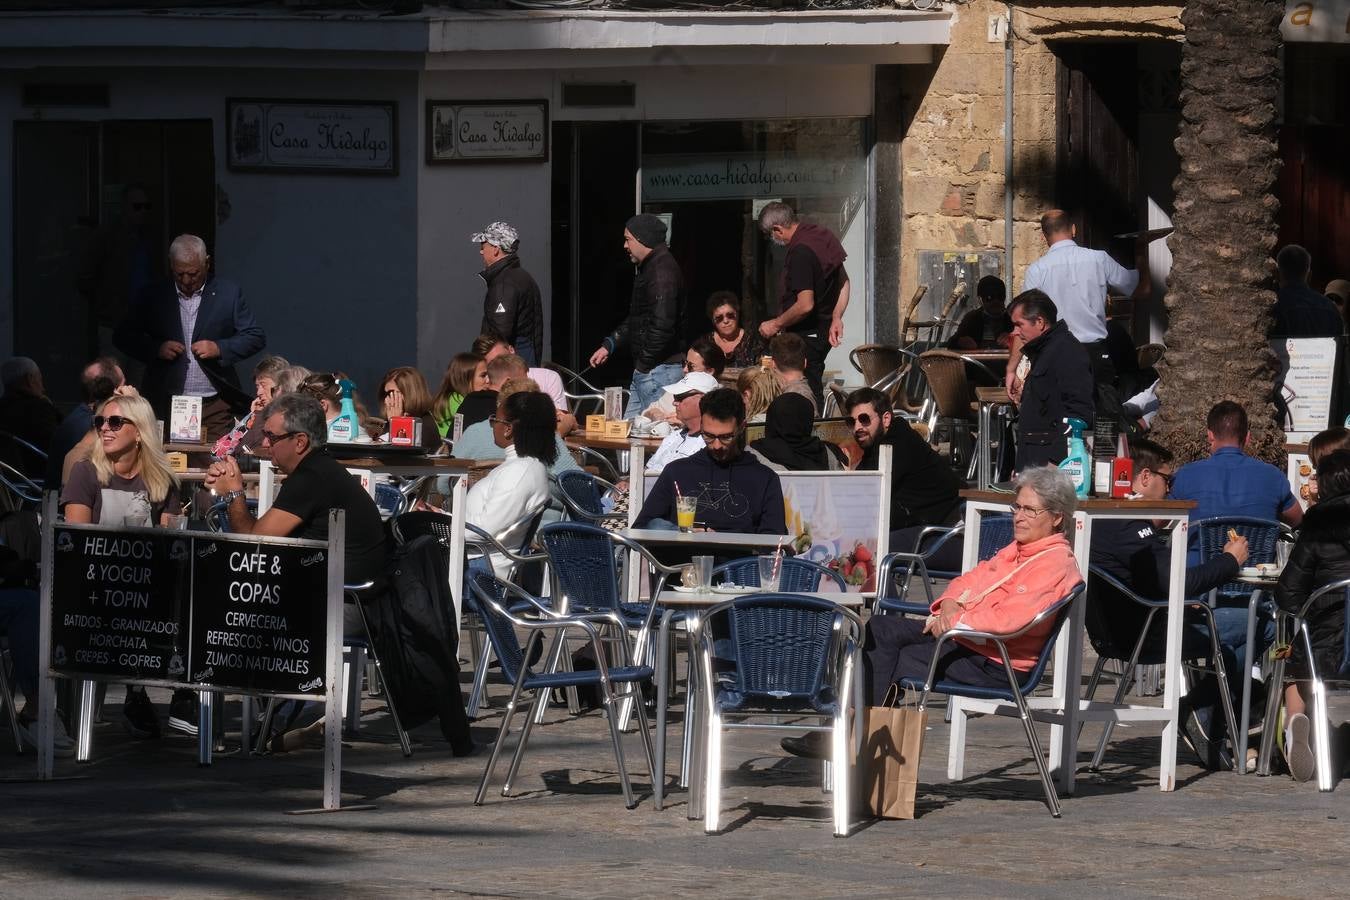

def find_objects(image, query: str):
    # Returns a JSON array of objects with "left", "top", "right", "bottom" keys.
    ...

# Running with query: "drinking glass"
[{"left": 757, "top": 554, "right": 781, "bottom": 592}]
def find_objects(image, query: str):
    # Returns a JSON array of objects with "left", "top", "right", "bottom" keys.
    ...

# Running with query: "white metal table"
[{"left": 957, "top": 491, "right": 1196, "bottom": 794}]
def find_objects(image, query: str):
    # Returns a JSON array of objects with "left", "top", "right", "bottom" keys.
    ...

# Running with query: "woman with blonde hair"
[
  {"left": 737, "top": 364, "right": 782, "bottom": 423},
  {"left": 432, "top": 352, "right": 489, "bottom": 437},
  {"left": 62, "top": 393, "right": 180, "bottom": 528},
  {"left": 61, "top": 393, "right": 186, "bottom": 740}
]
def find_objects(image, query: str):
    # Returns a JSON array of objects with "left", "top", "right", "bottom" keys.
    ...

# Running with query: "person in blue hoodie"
[{"left": 635, "top": 388, "right": 786, "bottom": 535}]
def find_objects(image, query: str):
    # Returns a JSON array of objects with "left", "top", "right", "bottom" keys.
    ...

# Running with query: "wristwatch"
[{"left": 221, "top": 489, "right": 246, "bottom": 505}]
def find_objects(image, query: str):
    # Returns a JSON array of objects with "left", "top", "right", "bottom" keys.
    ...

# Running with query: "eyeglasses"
[
  {"left": 1151, "top": 469, "right": 1176, "bottom": 491},
  {"left": 702, "top": 430, "right": 740, "bottom": 446},
  {"left": 844, "top": 413, "right": 875, "bottom": 428},
  {"left": 261, "top": 430, "right": 300, "bottom": 446},
  {"left": 1010, "top": 502, "right": 1051, "bottom": 519},
  {"left": 93, "top": 415, "right": 130, "bottom": 432},
  {"left": 489, "top": 416, "right": 515, "bottom": 428},
  {"left": 713, "top": 312, "right": 737, "bottom": 323}
]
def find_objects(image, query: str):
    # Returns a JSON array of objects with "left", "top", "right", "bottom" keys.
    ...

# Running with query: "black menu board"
[
  {"left": 48, "top": 526, "right": 333, "bottom": 698},
  {"left": 49, "top": 529, "right": 192, "bottom": 682},
  {"left": 187, "top": 536, "right": 330, "bottom": 695}
]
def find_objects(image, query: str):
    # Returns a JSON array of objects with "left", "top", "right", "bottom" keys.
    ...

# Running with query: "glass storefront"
[{"left": 639, "top": 117, "right": 870, "bottom": 342}]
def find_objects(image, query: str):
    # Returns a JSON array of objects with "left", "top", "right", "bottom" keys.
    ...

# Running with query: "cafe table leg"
[
  {"left": 198, "top": 690, "right": 213, "bottom": 766},
  {"left": 653, "top": 609, "right": 674, "bottom": 811},
  {"left": 75, "top": 679, "right": 95, "bottom": 763},
  {"left": 1236, "top": 589, "right": 1262, "bottom": 774}
]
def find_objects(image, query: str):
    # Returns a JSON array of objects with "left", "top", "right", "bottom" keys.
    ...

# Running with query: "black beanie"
[{"left": 625, "top": 213, "right": 668, "bottom": 249}]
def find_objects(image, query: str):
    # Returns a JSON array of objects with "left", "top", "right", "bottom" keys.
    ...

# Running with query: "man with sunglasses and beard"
[{"left": 845, "top": 387, "right": 961, "bottom": 551}]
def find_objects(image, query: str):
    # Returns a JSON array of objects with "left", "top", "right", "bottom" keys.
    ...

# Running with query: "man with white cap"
[
  {"left": 645, "top": 370, "right": 719, "bottom": 474},
  {"left": 473, "top": 222, "right": 543, "bottom": 366},
  {"left": 589, "top": 213, "right": 686, "bottom": 418}
]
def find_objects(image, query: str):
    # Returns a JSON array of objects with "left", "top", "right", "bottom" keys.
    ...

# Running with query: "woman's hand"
[
  {"left": 922, "top": 611, "right": 958, "bottom": 636},
  {"left": 385, "top": 388, "right": 405, "bottom": 419}
]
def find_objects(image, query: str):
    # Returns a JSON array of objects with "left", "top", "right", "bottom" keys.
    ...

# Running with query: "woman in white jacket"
[{"left": 463, "top": 383, "right": 557, "bottom": 577}]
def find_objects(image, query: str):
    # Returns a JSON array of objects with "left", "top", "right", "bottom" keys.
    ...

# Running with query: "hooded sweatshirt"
[{"left": 636, "top": 447, "right": 787, "bottom": 535}]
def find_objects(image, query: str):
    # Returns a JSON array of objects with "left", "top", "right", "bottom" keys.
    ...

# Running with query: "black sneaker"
[
  {"left": 167, "top": 690, "right": 199, "bottom": 737},
  {"left": 780, "top": 731, "right": 830, "bottom": 760},
  {"left": 120, "top": 689, "right": 161, "bottom": 740},
  {"left": 1179, "top": 684, "right": 1232, "bottom": 771}
]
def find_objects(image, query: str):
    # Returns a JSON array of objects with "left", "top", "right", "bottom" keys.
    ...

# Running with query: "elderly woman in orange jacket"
[{"left": 784, "top": 465, "right": 1082, "bottom": 758}]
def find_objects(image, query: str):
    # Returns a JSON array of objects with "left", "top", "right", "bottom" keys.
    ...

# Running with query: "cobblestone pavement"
[{"left": 0, "top": 676, "right": 1346, "bottom": 899}]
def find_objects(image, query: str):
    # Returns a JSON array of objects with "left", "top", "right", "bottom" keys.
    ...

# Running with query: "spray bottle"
[
  {"left": 1057, "top": 417, "right": 1091, "bottom": 498},
  {"left": 327, "top": 377, "right": 360, "bottom": 443}
]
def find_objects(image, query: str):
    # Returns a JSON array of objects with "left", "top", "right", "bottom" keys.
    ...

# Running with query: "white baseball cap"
[{"left": 662, "top": 370, "right": 720, "bottom": 398}]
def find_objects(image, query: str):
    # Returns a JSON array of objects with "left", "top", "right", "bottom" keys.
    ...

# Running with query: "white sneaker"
[
  {"left": 1285, "top": 713, "right": 1316, "bottom": 783},
  {"left": 19, "top": 717, "right": 75, "bottom": 758}
]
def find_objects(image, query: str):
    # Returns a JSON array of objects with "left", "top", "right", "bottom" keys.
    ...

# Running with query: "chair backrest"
[
  {"left": 467, "top": 571, "right": 530, "bottom": 683},
  {"left": 1192, "top": 516, "right": 1279, "bottom": 600},
  {"left": 710, "top": 594, "right": 854, "bottom": 707},
  {"left": 1084, "top": 565, "right": 1159, "bottom": 662},
  {"left": 1010, "top": 582, "right": 1085, "bottom": 696},
  {"left": 713, "top": 555, "right": 847, "bottom": 592},
  {"left": 537, "top": 520, "right": 621, "bottom": 613},
  {"left": 391, "top": 510, "right": 454, "bottom": 547},
  {"left": 978, "top": 513, "right": 1013, "bottom": 562},
  {"left": 917, "top": 350, "right": 975, "bottom": 419},
  {"left": 555, "top": 470, "right": 608, "bottom": 520},
  {"left": 849, "top": 344, "right": 905, "bottom": 386}
]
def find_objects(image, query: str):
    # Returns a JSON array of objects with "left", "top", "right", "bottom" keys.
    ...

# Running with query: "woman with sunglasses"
[
  {"left": 641, "top": 336, "right": 728, "bottom": 424},
  {"left": 705, "top": 291, "right": 765, "bottom": 368},
  {"left": 784, "top": 465, "right": 1082, "bottom": 758},
  {"left": 61, "top": 393, "right": 184, "bottom": 740}
]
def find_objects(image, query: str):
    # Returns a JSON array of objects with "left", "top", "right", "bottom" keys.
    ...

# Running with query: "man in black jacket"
[
  {"left": 1007, "top": 290, "right": 1094, "bottom": 470},
  {"left": 473, "top": 222, "right": 543, "bottom": 366},
  {"left": 589, "top": 214, "right": 686, "bottom": 418},
  {"left": 846, "top": 387, "right": 961, "bottom": 536},
  {"left": 1089, "top": 438, "right": 1250, "bottom": 768}
]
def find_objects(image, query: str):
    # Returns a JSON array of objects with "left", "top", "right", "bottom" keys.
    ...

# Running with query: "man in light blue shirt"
[{"left": 1016, "top": 210, "right": 1147, "bottom": 388}]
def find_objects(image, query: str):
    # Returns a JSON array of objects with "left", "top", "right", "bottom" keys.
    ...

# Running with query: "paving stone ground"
[{"left": 1, "top": 668, "right": 1347, "bottom": 899}]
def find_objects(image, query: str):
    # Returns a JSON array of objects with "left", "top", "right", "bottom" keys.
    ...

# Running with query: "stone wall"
[{"left": 897, "top": 0, "right": 1183, "bottom": 316}]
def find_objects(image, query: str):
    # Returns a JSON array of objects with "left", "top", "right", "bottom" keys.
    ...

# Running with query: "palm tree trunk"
[{"left": 1150, "top": 0, "right": 1286, "bottom": 464}]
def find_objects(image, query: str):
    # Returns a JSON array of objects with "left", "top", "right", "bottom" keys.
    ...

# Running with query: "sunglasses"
[
  {"left": 702, "top": 429, "right": 740, "bottom": 446},
  {"left": 93, "top": 415, "right": 131, "bottom": 432},
  {"left": 713, "top": 312, "right": 737, "bottom": 323},
  {"left": 844, "top": 413, "right": 876, "bottom": 428},
  {"left": 488, "top": 416, "right": 515, "bottom": 428},
  {"left": 261, "top": 430, "right": 300, "bottom": 446}
]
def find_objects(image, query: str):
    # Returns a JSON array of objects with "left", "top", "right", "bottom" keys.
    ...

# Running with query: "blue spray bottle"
[
  {"left": 1057, "top": 417, "right": 1091, "bottom": 498},
  {"left": 327, "top": 377, "right": 360, "bottom": 443}
]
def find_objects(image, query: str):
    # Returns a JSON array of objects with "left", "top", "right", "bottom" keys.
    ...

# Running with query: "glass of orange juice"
[{"left": 675, "top": 495, "right": 698, "bottom": 532}]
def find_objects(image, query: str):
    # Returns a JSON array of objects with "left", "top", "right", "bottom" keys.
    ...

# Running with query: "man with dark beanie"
[{"left": 590, "top": 213, "right": 686, "bottom": 417}]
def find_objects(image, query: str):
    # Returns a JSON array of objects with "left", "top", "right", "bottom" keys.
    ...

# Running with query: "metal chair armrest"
[
  {"left": 463, "top": 522, "right": 549, "bottom": 565},
  {"left": 875, "top": 551, "right": 937, "bottom": 610}
]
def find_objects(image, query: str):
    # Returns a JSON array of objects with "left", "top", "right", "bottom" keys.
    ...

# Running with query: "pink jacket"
[{"left": 929, "top": 533, "right": 1082, "bottom": 670}]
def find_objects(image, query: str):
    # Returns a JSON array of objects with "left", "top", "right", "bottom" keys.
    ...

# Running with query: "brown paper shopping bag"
[{"left": 858, "top": 686, "right": 927, "bottom": 820}]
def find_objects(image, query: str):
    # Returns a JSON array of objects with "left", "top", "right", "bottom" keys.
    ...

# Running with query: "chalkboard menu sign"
[
  {"left": 50, "top": 529, "right": 192, "bottom": 681},
  {"left": 48, "top": 526, "right": 333, "bottom": 698},
  {"left": 188, "top": 537, "right": 329, "bottom": 694}
]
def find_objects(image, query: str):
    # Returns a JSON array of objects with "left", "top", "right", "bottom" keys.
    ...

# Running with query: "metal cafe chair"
[
  {"left": 874, "top": 512, "right": 1011, "bottom": 617},
  {"left": 468, "top": 571, "right": 655, "bottom": 809},
  {"left": 692, "top": 593, "right": 863, "bottom": 836},
  {"left": 712, "top": 555, "right": 846, "bottom": 592},
  {"left": 0, "top": 629, "right": 23, "bottom": 754},
  {"left": 1257, "top": 577, "right": 1350, "bottom": 790},
  {"left": 1083, "top": 566, "right": 1239, "bottom": 772},
  {"left": 552, "top": 470, "right": 626, "bottom": 527},
  {"left": 899, "top": 583, "right": 1086, "bottom": 818}
]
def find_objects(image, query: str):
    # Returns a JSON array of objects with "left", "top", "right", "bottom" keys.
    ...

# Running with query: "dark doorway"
[
  {"left": 550, "top": 121, "right": 639, "bottom": 383},
  {"left": 13, "top": 119, "right": 215, "bottom": 406},
  {"left": 1054, "top": 43, "right": 1142, "bottom": 265}
]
